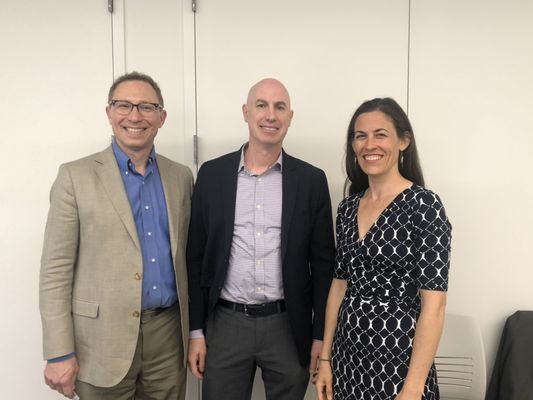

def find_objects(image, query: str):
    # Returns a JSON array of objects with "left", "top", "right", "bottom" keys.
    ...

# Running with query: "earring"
[{"left": 400, "top": 152, "right": 404, "bottom": 169}]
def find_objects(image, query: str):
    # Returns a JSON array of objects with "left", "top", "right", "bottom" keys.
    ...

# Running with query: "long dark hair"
[{"left": 344, "top": 97, "right": 424, "bottom": 196}]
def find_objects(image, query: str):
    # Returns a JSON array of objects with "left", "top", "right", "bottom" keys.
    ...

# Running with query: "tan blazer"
[{"left": 39, "top": 145, "right": 193, "bottom": 387}]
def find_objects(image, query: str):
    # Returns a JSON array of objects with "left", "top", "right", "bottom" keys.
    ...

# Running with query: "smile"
[
  {"left": 260, "top": 125, "right": 278, "bottom": 132},
  {"left": 363, "top": 155, "right": 383, "bottom": 161},
  {"left": 124, "top": 127, "right": 145, "bottom": 133}
]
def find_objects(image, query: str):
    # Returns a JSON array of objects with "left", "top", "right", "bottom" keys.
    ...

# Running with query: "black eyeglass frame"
[{"left": 109, "top": 100, "right": 164, "bottom": 115}]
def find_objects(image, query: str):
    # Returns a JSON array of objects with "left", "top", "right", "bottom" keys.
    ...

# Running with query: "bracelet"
[{"left": 319, "top": 358, "right": 331, "bottom": 362}]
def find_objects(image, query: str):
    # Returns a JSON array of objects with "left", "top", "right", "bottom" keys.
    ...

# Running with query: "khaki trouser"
[{"left": 75, "top": 303, "right": 185, "bottom": 400}]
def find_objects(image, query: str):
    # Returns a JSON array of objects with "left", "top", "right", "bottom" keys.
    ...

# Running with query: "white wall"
[
  {"left": 408, "top": 0, "right": 533, "bottom": 372},
  {"left": 1, "top": 1, "right": 112, "bottom": 399},
  {"left": 2, "top": 1, "right": 532, "bottom": 398}
]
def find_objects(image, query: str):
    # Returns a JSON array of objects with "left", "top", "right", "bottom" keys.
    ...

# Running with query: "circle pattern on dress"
[{"left": 332, "top": 185, "right": 451, "bottom": 400}]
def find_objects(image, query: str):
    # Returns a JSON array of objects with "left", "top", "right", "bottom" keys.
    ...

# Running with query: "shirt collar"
[
  {"left": 238, "top": 143, "right": 283, "bottom": 174},
  {"left": 112, "top": 137, "right": 156, "bottom": 173}
]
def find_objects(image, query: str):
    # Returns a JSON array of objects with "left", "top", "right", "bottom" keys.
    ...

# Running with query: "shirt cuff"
[
  {"left": 48, "top": 352, "right": 76, "bottom": 363},
  {"left": 189, "top": 329, "right": 205, "bottom": 339}
]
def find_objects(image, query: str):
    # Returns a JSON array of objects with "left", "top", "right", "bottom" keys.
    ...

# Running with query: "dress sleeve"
[
  {"left": 412, "top": 190, "right": 452, "bottom": 291},
  {"left": 333, "top": 200, "right": 350, "bottom": 280}
]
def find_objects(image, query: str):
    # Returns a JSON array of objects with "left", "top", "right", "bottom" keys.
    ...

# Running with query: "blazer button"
[
  {"left": 134, "top": 272, "right": 142, "bottom": 280},
  {"left": 132, "top": 311, "right": 140, "bottom": 318}
]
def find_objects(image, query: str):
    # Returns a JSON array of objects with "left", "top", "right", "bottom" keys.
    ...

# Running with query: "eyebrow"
[
  {"left": 255, "top": 99, "right": 288, "bottom": 107},
  {"left": 354, "top": 128, "right": 391, "bottom": 134}
]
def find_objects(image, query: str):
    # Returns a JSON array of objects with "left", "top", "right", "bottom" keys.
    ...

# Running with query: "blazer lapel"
[
  {"left": 281, "top": 151, "right": 298, "bottom": 262},
  {"left": 222, "top": 150, "right": 241, "bottom": 258},
  {"left": 95, "top": 146, "right": 141, "bottom": 250},
  {"left": 157, "top": 155, "right": 179, "bottom": 258}
]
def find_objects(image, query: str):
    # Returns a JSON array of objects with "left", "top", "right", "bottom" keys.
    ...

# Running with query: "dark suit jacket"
[
  {"left": 187, "top": 148, "right": 335, "bottom": 366},
  {"left": 486, "top": 311, "right": 533, "bottom": 400}
]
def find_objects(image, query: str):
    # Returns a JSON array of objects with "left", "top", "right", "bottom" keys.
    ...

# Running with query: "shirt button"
[
  {"left": 256, "top": 204, "right": 262, "bottom": 209},
  {"left": 256, "top": 232, "right": 261, "bottom": 237},
  {"left": 151, "top": 258, "right": 156, "bottom": 263},
  {"left": 145, "top": 205, "right": 150, "bottom": 210},
  {"left": 258, "top": 178, "right": 262, "bottom": 182},
  {"left": 134, "top": 273, "right": 141, "bottom": 280},
  {"left": 153, "top": 285, "right": 158, "bottom": 290},
  {"left": 125, "top": 171, "right": 129, "bottom": 175},
  {"left": 132, "top": 311, "right": 140, "bottom": 318},
  {"left": 147, "top": 232, "right": 152, "bottom": 236}
]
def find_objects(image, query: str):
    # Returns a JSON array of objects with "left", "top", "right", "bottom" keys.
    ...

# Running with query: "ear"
[
  {"left": 400, "top": 131, "right": 411, "bottom": 151},
  {"left": 105, "top": 106, "right": 112, "bottom": 121},
  {"left": 288, "top": 109, "right": 294, "bottom": 127},
  {"left": 242, "top": 104, "right": 249, "bottom": 122},
  {"left": 158, "top": 109, "right": 167, "bottom": 127}
]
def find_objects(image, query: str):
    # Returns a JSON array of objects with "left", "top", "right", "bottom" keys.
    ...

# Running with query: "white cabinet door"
[
  {"left": 111, "top": 0, "right": 192, "bottom": 165},
  {"left": 111, "top": 2, "right": 198, "bottom": 398}
]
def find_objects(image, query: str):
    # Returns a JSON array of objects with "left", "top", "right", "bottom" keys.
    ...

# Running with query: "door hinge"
[
  {"left": 108, "top": 0, "right": 114, "bottom": 13},
  {"left": 193, "top": 134, "right": 199, "bottom": 166},
  {"left": 192, "top": 0, "right": 197, "bottom": 13}
]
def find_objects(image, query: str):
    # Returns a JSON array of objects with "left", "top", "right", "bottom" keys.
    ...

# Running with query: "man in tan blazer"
[{"left": 39, "top": 71, "right": 193, "bottom": 399}]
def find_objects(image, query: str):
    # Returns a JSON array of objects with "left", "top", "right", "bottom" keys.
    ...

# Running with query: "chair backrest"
[{"left": 435, "top": 313, "right": 487, "bottom": 400}]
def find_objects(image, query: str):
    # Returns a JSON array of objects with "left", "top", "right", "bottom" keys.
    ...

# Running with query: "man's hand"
[
  {"left": 44, "top": 357, "right": 79, "bottom": 398},
  {"left": 188, "top": 337, "right": 207, "bottom": 379},
  {"left": 309, "top": 340, "right": 323, "bottom": 383}
]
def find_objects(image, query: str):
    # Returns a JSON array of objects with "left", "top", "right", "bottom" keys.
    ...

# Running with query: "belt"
[
  {"left": 218, "top": 298, "right": 286, "bottom": 317},
  {"left": 142, "top": 307, "right": 167, "bottom": 316},
  {"left": 141, "top": 302, "right": 179, "bottom": 323}
]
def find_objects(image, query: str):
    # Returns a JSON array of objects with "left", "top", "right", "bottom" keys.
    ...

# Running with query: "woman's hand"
[
  {"left": 394, "top": 386, "right": 423, "bottom": 400},
  {"left": 398, "top": 289, "right": 446, "bottom": 399},
  {"left": 315, "top": 360, "right": 334, "bottom": 400}
]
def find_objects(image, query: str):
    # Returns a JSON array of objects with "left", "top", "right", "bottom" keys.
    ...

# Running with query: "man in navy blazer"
[{"left": 187, "top": 78, "right": 335, "bottom": 400}]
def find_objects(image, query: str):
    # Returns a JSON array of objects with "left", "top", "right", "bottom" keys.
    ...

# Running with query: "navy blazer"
[{"left": 187, "top": 148, "right": 335, "bottom": 366}]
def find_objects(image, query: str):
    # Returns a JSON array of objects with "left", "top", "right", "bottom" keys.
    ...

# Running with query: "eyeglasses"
[{"left": 109, "top": 100, "right": 163, "bottom": 116}]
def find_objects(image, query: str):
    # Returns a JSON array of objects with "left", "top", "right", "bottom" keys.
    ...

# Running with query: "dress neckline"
[{"left": 356, "top": 184, "right": 414, "bottom": 242}]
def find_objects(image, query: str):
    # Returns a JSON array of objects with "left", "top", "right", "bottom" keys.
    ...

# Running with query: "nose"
[
  {"left": 128, "top": 105, "right": 143, "bottom": 121},
  {"left": 265, "top": 106, "right": 276, "bottom": 121},
  {"left": 364, "top": 135, "right": 377, "bottom": 149}
]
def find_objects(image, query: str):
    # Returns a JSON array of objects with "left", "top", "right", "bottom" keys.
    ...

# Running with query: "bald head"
[
  {"left": 246, "top": 78, "right": 291, "bottom": 108},
  {"left": 242, "top": 78, "right": 294, "bottom": 150}
]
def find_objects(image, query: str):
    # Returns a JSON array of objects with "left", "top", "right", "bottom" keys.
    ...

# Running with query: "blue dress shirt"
[{"left": 112, "top": 140, "right": 178, "bottom": 311}]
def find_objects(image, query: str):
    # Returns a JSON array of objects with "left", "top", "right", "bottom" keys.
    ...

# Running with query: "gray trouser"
[{"left": 202, "top": 305, "right": 309, "bottom": 400}]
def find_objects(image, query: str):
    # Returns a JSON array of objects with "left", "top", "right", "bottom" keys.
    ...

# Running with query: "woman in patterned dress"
[{"left": 316, "top": 98, "right": 451, "bottom": 400}]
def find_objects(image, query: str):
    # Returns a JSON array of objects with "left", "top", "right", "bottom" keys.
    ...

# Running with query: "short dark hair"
[
  {"left": 107, "top": 71, "right": 164, "bottom": 107},
  {"left": 344, "top": 97, "right": 425, "bottom": 196}
]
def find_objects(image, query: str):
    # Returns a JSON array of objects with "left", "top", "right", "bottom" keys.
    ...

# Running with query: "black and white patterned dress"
[{"left": 332, "top": 184, "right": 451, "bottom": 400}]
